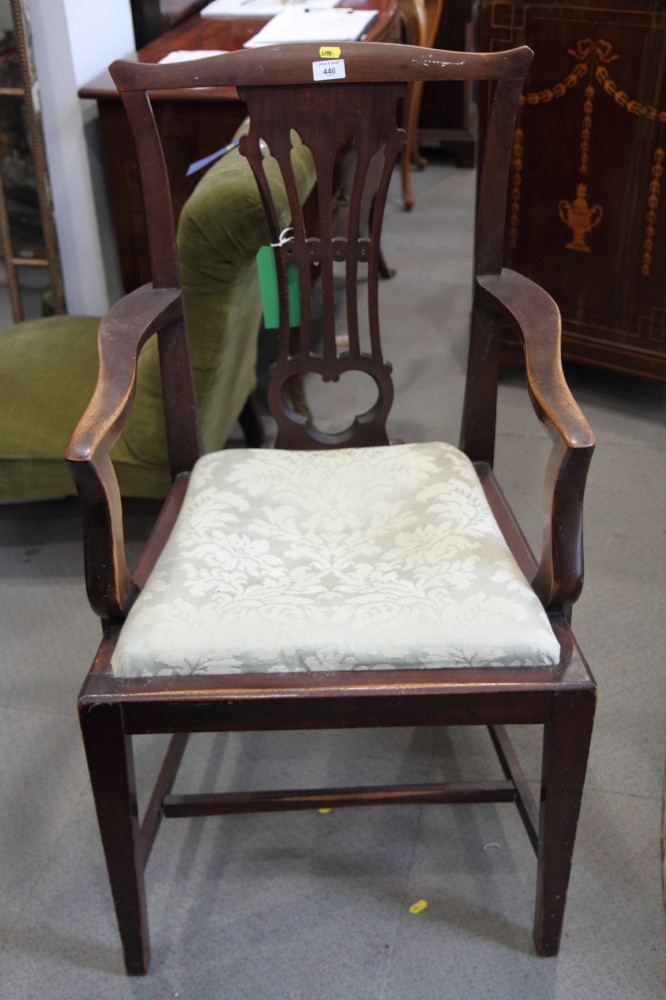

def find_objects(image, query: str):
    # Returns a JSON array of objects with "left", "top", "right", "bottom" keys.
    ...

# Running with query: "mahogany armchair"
[{"left": 67, "top": 41, "right": 596, "bottom": 975}]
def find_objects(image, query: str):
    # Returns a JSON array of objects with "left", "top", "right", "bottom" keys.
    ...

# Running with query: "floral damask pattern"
[{"left": 111, "top": 443, "right": 560, "bottom": 677}]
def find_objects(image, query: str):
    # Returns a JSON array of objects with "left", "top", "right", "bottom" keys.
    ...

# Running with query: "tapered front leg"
[
  {"left": 79, "top": 701, "right": 150, "bottom": 975},
  {"left": 534, "top": 686, "right": 597, "bottom": 955}
]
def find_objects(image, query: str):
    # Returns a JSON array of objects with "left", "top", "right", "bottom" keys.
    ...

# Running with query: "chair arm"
[
  {"left": 476, "top": 269, "right": 595, "bottom": 609},
  {"left": 66, "top": 285, "right": 183, "bottom": 620}
]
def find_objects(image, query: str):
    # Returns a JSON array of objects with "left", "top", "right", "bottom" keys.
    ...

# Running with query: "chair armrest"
[
  {"left": 476, "top": 269, "right": 595, "bottom": 609},
  {"left": 66, "top": 285, "right": 183, "bottom": 620}
]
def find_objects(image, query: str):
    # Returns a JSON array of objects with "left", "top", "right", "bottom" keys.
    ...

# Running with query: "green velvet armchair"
[{"left": 0, "top": 133, "right": 315, "bottom": 502}]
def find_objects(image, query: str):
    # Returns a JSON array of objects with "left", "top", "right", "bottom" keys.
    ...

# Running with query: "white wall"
[
  {"left": 27, "top": 0, "right": 135, "bottom": 314},
  {"left": 62, "top": 0, "right": 135, "bottom": 89}
]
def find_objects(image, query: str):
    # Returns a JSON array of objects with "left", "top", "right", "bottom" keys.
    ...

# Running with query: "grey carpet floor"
[{"left": 1, "top": 157, "right": 665, "bottom": 999}]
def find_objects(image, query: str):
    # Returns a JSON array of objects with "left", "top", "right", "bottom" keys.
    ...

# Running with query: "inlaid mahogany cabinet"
[
  {"left": 67, "top": 41, "right": 596, "bottom": 975},
  {"left": 480, "top": 0, "right": 666, "bottom": 380}
]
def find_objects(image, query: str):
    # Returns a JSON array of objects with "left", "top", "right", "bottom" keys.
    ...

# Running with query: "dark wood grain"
[
  {"left": 130, "top": 0, "right": 211, "bottom": 48},
  {"left": 79, "top": 701, "right": 150, "bottom": 975},
  {"left": 473, "top": 269, "right": 595, "bottom": 608},
  {"left": 162, "top": 780, "right": 518, "bottom": 816},
  {"left": 69, "top": 42, "right": 596, "bottom": 974},
  {"left": 80, "top": 2, "right": 403, "bottom": 291},
  {"left": 66, "top": 285, "right": 184, "bottom": 619},
  {"left": 418, "top": 0, "right": 478, "bottom": 165},
  {"left": 479, "top": 0, "right": 666, "bottom": 381}
]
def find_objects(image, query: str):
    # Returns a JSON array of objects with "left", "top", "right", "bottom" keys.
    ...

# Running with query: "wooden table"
[
  {"left": 479, "top": 0, "right": 666, "bottom": 381},
  {"left": 80, "top": 0, "right": 401, "bottom": 292}
]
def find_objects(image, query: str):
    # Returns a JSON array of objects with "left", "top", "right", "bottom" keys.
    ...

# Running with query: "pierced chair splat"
[{"left": 67, "top": 41, "right": 596, "bottom": 976}]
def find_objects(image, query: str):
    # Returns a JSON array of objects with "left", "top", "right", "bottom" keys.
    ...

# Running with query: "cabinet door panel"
[{"left": 480, "top": 0, "right": 666, "bottom": 380}]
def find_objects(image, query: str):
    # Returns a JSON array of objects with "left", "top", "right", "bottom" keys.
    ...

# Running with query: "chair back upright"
[{"left": 110, "top": 42, "right": 532, "bottom": 453}]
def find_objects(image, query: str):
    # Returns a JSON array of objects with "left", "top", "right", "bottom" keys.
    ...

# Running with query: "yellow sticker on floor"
[
  {"left": 318, "top": 808, "right": 332, "bottom": 814},
  {"left": 409, "top": 899, "right": 428, "bottom": 914}
]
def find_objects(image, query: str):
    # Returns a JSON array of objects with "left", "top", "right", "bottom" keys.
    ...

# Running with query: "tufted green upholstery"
[{"left": 0, "top": 133, "right": 315, "bottom": 503}]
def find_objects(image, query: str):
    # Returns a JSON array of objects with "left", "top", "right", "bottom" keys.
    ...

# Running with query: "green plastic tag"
[{"left": 256, "top": 245, "right": 301, "bottom": 329}]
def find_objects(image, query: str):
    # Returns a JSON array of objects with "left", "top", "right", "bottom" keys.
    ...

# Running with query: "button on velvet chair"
[{"left": 67, "top": 42, "right": 596, "bottom": 975}]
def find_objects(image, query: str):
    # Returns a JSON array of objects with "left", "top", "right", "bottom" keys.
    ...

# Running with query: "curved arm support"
[
  {"left": 476, "top": 270, "right": 595, "bottom": 609},
  {"left": 66, "top": 285, "right": 183, "bottom": 620}
]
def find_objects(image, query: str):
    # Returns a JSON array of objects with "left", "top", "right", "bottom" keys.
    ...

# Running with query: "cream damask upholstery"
[{"left": 111, "top": 442, "right": 560, "bottom": 678}]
